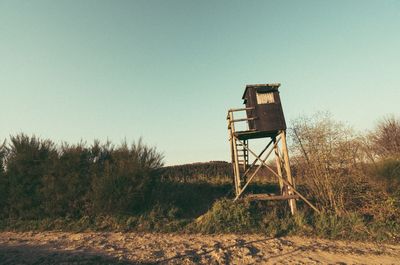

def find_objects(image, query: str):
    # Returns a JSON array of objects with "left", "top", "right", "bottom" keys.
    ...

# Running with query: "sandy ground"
[{"left": 0, "top": 232, "right": 399, "bottom": 264}]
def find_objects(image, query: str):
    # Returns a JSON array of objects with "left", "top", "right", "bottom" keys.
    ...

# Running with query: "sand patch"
[{"left": 0, "top": 232, "right": 399, "bottom": 264}]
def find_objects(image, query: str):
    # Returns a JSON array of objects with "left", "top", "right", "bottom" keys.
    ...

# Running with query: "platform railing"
[{"left": 227, "top": 107, "right": 256, "bottom": 132}]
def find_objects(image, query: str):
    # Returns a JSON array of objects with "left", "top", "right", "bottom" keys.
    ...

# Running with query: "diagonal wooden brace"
[
  {"left": 234, "top": 136, "right": 320, "bottom": 213},
  {"left": 234, "top": 137, "right": 281, "bottom": 201}
]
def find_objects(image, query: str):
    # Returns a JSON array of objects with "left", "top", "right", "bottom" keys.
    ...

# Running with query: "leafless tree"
[
  {"left": 289, "top": 112, "right": 366, "bottom": 214},
  {"left": 369, "top": 115, "right": 400, "bottom": 159}
]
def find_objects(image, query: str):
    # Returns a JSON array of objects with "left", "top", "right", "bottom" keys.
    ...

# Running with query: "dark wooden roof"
[{"left": 242, "top": 83, "right": 281, "bottom": 99}]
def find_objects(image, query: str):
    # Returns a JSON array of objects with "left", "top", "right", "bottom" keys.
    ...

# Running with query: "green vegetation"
[
  {"left": 191, "top": 199, "right": 256, "bottom": 233},
  {"left": 161, "top": 161, "right": 232, "bottom": 183},
  {"left": 0, "top": 115, "right": 399, "bottom": 243}
]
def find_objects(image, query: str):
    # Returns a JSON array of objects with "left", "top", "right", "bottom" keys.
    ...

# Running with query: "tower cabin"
[{"left": 238, "top": 83, "right": 286, "bottom": 140}]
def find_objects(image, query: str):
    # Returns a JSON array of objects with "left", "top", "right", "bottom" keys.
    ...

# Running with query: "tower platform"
[{"left": 234, "top": 130, "right": 280, "bottom": 140}]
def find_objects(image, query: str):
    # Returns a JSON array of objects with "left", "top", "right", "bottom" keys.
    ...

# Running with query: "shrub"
[
  {"left": 89, "top": 139, "right": 163, "bottom": 215},
  {"left": 192, "top": 198, "right": 256, "bottom": 233},
  {"left": 6, "top": 134, "right": 58, "bottom": 219},
  {"left": 369, "top": 116, "right": 400, "bottom": 159},
  {"left": 41, "top": 143, "right": 93, "bottom": 217},
  {"left": 314, "top": 212, "right": 367, "bottom": 240},
  {"left": 290, "top": 113, "right": 366, "bottom": 214},
  {"left": 0, "top": 135, "right": 164, "bottom": 219},
  {"left": 371, "top": 158, "right": 400, "bottom": 193},
  {"left": 259, "top": 207, "right": 313, "bottom": 237}
]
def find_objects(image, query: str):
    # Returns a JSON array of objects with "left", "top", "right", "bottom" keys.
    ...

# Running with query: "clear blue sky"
[{"left": 0, "top": 1, "right": 399, "bottom": 165}]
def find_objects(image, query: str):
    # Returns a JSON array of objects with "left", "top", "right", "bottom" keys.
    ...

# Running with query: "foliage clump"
[
  {"left": 0, "top": 134, "right": 163, "bottom": 219},
  {"left": 290, "top": 112, "right": 366, "bottom": 214},
  {"left": 192, "top": 198, "right": 256, "bottom": 233}
]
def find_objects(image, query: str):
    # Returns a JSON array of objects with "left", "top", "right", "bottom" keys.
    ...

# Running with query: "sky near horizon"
[{"left": 0, "top": 1, "right": 399, "bottom": 165}]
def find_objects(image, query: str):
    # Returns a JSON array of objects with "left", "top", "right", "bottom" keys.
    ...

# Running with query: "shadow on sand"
[{"left": 0, "top": 244, "right": 154, "bottom": 265}]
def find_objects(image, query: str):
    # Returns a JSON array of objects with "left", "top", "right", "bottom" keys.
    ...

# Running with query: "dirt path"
[{"left": 0, "top": 231, "right": 399, "bottom": 264}]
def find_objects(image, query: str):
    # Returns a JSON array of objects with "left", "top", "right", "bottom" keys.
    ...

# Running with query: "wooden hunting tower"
[{"left": 227, "top": 83, "right": 318, "bottom": 215}]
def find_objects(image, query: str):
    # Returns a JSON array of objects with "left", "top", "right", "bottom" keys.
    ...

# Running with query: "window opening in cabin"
[{"left": 256, "top": 92, "right": 275, "bottom": 104}]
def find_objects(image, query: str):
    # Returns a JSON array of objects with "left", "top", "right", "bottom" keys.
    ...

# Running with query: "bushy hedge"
[{"left": 0, "top": 134, "right": 163, "bottom": 219}]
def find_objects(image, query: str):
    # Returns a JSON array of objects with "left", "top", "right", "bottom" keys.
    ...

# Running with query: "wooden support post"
[
  {"left": 228, "top": 111, "right": 242, "bottom": 196},
  {"left": 280, "top": 131, "right": 297, "bottom": 215},
  {"left": 229, "top": 136, "right": 240, "bottom": 196},
  {"left": 227, "top": 112, "right": 237, "bottom": 195},
  {"left": 273, "top": 137, "right": 284, "bottom": 194}
]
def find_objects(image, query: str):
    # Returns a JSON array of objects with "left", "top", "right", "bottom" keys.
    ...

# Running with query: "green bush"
[
  {"left": 314, "top": 212, "right": 368, "bottom": 240},
  {"left": 259, "top": 207, "right": 312, "bottom": 237},
  {"left": 40, "top": 143, "right": 93, "bottom": 218},
  {"left": 0, "top": 135, "right": 164, "bottom": 219},
  {"left": 89, "top": 139, "right": 163, "bottom": 215},
  {"left": 6, "top": 134, "right": 58, "bottom": 219},
  {"left": 192, "top": 198, "right": 256, "bottom": 233}
]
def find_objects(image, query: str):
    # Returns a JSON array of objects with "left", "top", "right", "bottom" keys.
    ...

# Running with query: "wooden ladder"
[{"left": 227, "top": 108, "right": 253, "bottom": 196}]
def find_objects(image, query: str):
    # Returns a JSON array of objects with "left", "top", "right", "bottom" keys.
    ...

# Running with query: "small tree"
[
  {"left": 289, "top": 113, "right": 365, "bottom": 214},
  {"left": 369, "top": 115, "right": 400, "bottom": 159},
  {"left": 365, "top": 115, "right": 400, "bottom": 193}
]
